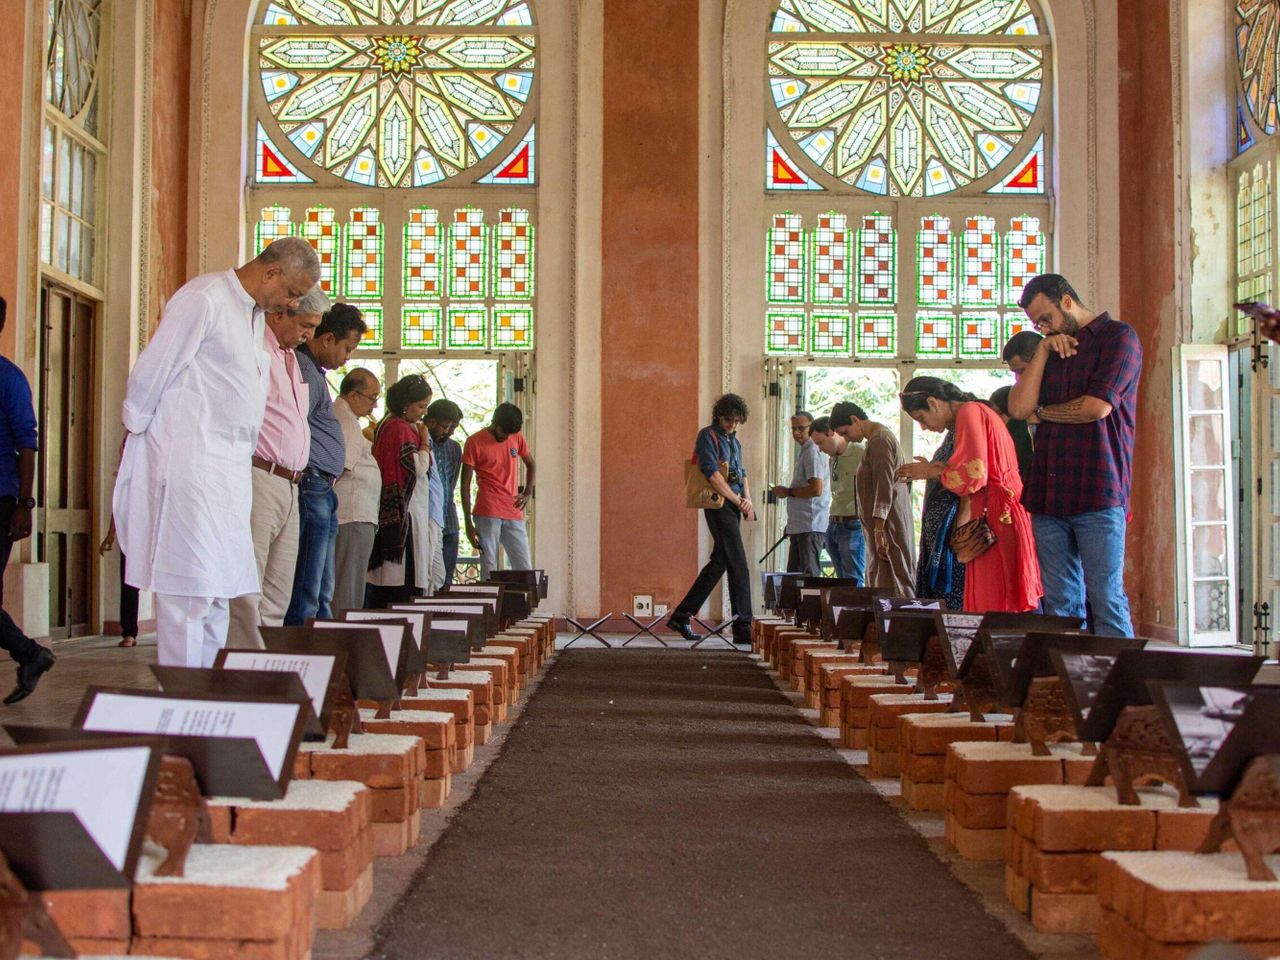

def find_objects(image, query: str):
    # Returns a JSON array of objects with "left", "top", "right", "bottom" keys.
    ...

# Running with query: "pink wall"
[{"left": 0, "top": 2, "right": 27, "bottom": 360}]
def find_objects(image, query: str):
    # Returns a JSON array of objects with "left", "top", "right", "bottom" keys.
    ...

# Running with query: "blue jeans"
[
  {"left": 1032, "top": 507, "right": 1133, "bottom": 638},
  {"left": 284, "top": 471, "right": 339, "bottom": 625},
  {"left": 442, "top": 530, "right": 460, "bottom": 586},
  {"left": 826, "top": 519, "right": 866, "bottom": 585}
]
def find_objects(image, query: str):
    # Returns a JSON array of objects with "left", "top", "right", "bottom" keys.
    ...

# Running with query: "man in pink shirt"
[
  {"left": 227, "top": 286, "right": 328, "bottom": 649},
  {"left": 462, "top": 402, "right": 535, "bottom": 579}
]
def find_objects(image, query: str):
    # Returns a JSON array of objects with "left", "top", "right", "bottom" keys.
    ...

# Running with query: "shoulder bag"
[
  {"left": 949, "top": 500, "right": 996, "bottom": 563},
  {"left": 684, "top": 431, "right": 728, "bottom": 510}
]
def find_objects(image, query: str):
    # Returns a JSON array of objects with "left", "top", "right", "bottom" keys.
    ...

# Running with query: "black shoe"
[
  {"left": 4, "top": 648, "right": 54, "bottom": 705},
  {"left": 667, "top": 617, "right": 703, "bottom": 643},
  {"left": 732, "top": 632, "right": 752, "bottom": 646}
]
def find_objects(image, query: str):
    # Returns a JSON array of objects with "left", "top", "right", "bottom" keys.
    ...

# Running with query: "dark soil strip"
[{"left": 371, "top": 650, "right": 1034, "bottom": 960}]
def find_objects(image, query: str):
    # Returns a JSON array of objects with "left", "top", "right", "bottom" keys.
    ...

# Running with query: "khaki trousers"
[{"left": 228, "top": 469, "right": 300, "bottom": 649}]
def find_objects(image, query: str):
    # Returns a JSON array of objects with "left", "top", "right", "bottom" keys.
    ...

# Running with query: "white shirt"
[
  {"left": 112, "top": 270, "right": 270, "bottom": 598},
  {"left": 334, "top": 396, "right": 381, "bottom": 525}
]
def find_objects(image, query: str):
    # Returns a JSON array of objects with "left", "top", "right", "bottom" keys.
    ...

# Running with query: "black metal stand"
[
  {"left": 691, "top": 616, "right": 739, "bottom": 649},
  {"left": 564, "top": 614, "right": 613, "bottom": 648},
  {"left": 620, "top": 614, "right": 668, "bottom": 647}
]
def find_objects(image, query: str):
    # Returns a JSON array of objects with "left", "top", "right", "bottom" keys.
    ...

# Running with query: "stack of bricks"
[
  {"left": 425, "top": 670, "right": 496, "bottom": 744},
  {"left": 402, "top": 686, "right": 476, "bottom": 772},
  {"left": 774, "top": 629, "right": 820, "bottom": 680},
  {"left": 750, "top": 616, "right": 789, "bottom": 655},
  {"left": 943, "top": 740, "right": 1094, "bottom": 861},
  {"left": 789, "top": 639, "right": 838, "bottom": 693},
  {"left": 817, "top": 662, "right": 885, "bottom": 728},
  {"left": 1005, "top": 784, "right": 1220, "bottom": 935},
  {"left": 358, "top": 708, "right": 456, "bottom": 810},
  {"left": 129, "top": 843, "right": 321, "bottom": 960},
  {"left": 839, "top": 673, "right": 914, "bottom": 749},
  {"left": 897, "top": 713, "right": 1015, "bottom": 811},
  {"left": 28, "top": 889, "right": 134, "bottom": 955},
  {"left": 1097, "top": 851, "right": 1280, "bottom": 958},
  {"left": 295, "top": 733, "right": 423, "bottom": 857},
  {"left": 206, "top": 779, "right": 375, "bottom": 930},
  {"left": 466, "top": 657, "right": 513, "bottom": 721},
  {"left": 495, "top": 629, "right": 539, "bottom": 675},
  {"left": 482, "top": 640, "right": 527, "bottom": 688},
  {"left": 804, "top": 650, "right": 867, "bottom": 711},
  {"left": 865, "top": 693, "right": 953, "bottom": 777}
]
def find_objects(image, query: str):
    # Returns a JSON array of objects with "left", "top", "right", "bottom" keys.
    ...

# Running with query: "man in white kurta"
[{"left": 113, "top": 238, "right": 321, "bottom": 667}]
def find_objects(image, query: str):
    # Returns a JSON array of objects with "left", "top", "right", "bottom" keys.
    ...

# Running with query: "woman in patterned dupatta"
[
  {"left": 367, "top": 375, "right": 433, "bottom": 608},
  {"left": 912, "top": 429, "right": 966, "bottom": 610},
  {"left": 897, "top": 376, "right": 1041, "bottom": 614}
]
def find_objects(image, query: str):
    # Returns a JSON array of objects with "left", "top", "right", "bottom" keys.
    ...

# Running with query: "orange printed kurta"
[{"left": 941, "top": 403, "right": 1042, "bottom": 613}]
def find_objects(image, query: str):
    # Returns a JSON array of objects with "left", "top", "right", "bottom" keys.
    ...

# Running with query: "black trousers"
[
  {"left": 118, "top": 550, "right": 139, "bottom": 638},
  {"left": 674, "top": 504, "right": 753, "bottom": 635},
  {"left": 0, "top": 498, "right": 40, "bottom": 663}
]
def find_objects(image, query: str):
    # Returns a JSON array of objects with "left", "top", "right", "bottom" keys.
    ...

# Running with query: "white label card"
[
  {"left": 800, "top": 589, "right": 821, "bottom": 598},
  {"left": 429, "top": 619, "right": 469, "bottom": 633},
  {"left": 0, "top": 746, "right": 152, "bottom": 870},
  {"left": 346, "top": 610, "right": 425, "bottom": 650},
  {"left": 218, "top": 651, "right": 334, "bottom": 719},
  {"left": 405, "top": 603, "right": 488, "bottom": 616},
  {"left": 313, "top": 621, "right": 403, "bottom": 678},
  {"left": 82, "top": 693, "right": 300, "bottom": 780}
]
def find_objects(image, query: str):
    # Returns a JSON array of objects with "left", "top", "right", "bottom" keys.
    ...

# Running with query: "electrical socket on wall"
[
  {"left": 633, "top": 594, "right": 653, "bottom": 618},
  {"left": 654, "top": 603, "right": 668, "bottom": 618}
]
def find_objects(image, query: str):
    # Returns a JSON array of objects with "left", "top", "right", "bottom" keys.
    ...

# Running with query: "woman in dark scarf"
[
  {"left": 367, "top": 374, "right": 433, "bottom": 608},
  {"left": 913, "top": 430, "right": 966, "bottom": 610}
]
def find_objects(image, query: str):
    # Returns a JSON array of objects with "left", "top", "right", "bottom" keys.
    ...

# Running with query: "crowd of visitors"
[
  {"left": 111, "top": 238, "right": 537, "bottom": 667},
  {"left": 671, "top": 272, "right": 1144, "bottom": 644}
]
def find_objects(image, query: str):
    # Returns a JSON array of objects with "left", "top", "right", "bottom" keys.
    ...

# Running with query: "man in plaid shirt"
[{"left": 1009, "top": 274, "right": 1143, "bottom": 637}]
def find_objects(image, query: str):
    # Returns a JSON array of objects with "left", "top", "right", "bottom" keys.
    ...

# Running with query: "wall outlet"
[
  {"left": 632, "top": 594, "right": 653, "bottom": 618},
  {"left": 654, "top": 603, "right": 669, "bottom": 618}
]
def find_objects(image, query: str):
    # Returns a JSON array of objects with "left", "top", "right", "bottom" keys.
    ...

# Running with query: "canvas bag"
[{"left": 684, "top": 430, "right": 728, "bottom": 510}]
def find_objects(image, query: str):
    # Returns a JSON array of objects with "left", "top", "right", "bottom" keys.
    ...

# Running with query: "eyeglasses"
[{"left": 356, "top": 391, "right": 379, "bottom": 404}]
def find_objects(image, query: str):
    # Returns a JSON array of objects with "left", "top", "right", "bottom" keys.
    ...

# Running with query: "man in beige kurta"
[{"left": 831, "top": 402, "right": 915, "bottom": 597}]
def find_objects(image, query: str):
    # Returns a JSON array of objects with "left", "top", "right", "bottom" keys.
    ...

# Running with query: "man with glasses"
[
  {"left": 331, "top": 367, "right": 382, "bottom": 616},
  {"left": 1008, "top": 273, "right": 1142, "bottom": 637},
  {"left": 771, "top": 411, "right": 829, "bottom": 578}
]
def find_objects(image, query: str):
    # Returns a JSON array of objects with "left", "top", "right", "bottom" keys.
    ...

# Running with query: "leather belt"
[
  {"left": 251, "top": 455, "right": 301, "bottom": 484},
  {"left": 831, "top": 515, "right": 861, "bottom": 523}
]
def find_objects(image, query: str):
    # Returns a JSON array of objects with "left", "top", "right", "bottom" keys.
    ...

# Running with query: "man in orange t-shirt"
[{"left": 461, "top": 403, "right": 536, "bottom": 579}]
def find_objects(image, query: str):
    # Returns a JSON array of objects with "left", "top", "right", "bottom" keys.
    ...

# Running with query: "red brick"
[
  {"left": 1005, "top": 865, "right": 1030, "bottom": 915},
  {"left": 369, "top": 786, "right": 415, "bottom": 822},
  {"left": 371, "top": 809, "right": 421, "bottom": 857},
  {"left": 302, "top": 734, "right": 419, "bottom": 789},
  {"left": 1023, "top": 846, "right": 1100, "bottom": 894},
  {"left": 1030, "top": 888, "right": 1099, "bottom": 933},
  {"left": 220, "top": 782, "right": 369, "bottom": 851},
  {"left": 946, "top": 816, "right": 1005, "bottom": 860},
  {"left": 947, "top": 742, "right": 1065, "bottom": 795},
  {"left": 315, "top": 862, "right": 373, "bottom": 931},
  {"left": 423, "top": 748, "right": 450, "bottom": 779},
  {"left": 38, "top": 888, "right": 130, "bottom": 939},
  {"left": 426, "top": 673, "right": 493, "bottom": 706},
  {"left": 420, "top": 775, "right": 451, "bottom": 809},
  {"left": 130, "top": 923, "right": 312, "bottom": 960},
  {"left": 901, "top": 776, "right": 945, "bottom": 811},
  {"left": 318, "top": 826, "right": 374, "bottom": 890},
  {"left": 360, "top": 709, "right": 455, "bottom": 749},
  {"left": 948, "top": 786, "right": 1009, "bottom": 830}
]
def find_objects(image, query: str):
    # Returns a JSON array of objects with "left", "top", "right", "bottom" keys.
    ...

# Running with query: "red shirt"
[{"left": 463, "top": 428, "right": 529, "bottom": 520}]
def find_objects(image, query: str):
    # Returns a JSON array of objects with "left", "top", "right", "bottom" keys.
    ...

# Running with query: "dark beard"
[{"left": 1057, "top": 310, "right": 1079, "bottom": 337}]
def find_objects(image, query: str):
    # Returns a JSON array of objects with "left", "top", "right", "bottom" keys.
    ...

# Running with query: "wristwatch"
[{"left": 16, "top": 497, "right": 34, "bottom": 509}]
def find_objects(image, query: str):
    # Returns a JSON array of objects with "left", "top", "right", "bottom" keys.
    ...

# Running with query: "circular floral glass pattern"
[
  {"left": 769, "top": 0, "right": 1047, "bottom": 196},
  {"left": 1237, "top": 0, "right": 1280, "bottom": 135},
  {"left": 257, "top": 0, "right": 536, "bottom": 187}
]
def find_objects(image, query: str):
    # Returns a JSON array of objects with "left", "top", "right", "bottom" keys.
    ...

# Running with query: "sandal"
[{"left": 118, "top": 636, "right": 137, "bottom": 648}]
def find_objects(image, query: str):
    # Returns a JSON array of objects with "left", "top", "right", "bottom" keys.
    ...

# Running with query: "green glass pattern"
[
  {"left": 856, "top": 312, "right": 895, "bottom": 357},
  {"left": 811, "top": 212, "right": 850, "bottom": 304},
  {"left": 767, "top": 212, "right": 806, "bottom": 303},
  {"left": 447, "top": 304, "right": 489, "bottom": 349},
  {"left": 765, "top": 309, "right": 807, "bottom": 354},
  {"left": 357, "top": 304, "right": 383, "bottom": 349},
  {"left": 916, "top": 312, "right": 955, "bottom": 357},
  {"left": 343, "top": 205, "right": 383, "bottom": 298},
  {"left": 493, "top": 207, "right": 534, "bottom": 299},
  {"left": 449, "top": 207, "right": 488, "bottom": 299},
  {"left": 301, "top": 205, "right": 340, "bottom": 296},
  {"left": 402, "top": 304, "right": 443, "bottom": 349},
  {"left": 1003, "top": 215, "right": 1043, "bottom": 306},
  {"left": 492, "top": 304, "right": 534, "bottom": 349},
  {"left": 917, "top": 215, "right": 953, "bottom": 307},
  {"left": 958, "top": 313, "right": 1000, "bottom": 359},
  {"left": 857, "top": 214, "right": 895, "bottom": 305},
  {"left": 810, "top": 311, "right": 851, "bottom": 355},
  {"left": 255, "top": 204, "right": 295, "bottom": 253},
  {"left": 1004, "top": 312, "right": 1033, "bottom": 344},
  {"left": 959, "top": 214, "right": 999, "bottom": 307},
  {"left": 403, "top": 207, "right": 442, "bottom": 300}
]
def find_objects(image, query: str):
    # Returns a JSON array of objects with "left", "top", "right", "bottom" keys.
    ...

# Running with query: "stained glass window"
[
  {"left": 916, "top": 313, "right": 954, "bottom": 358},
  {"left": 1236, "top": 161, "right": 1274, "bottom": 339},
  {"left": 768, "top": 0, "right": 1049, "bottom": 197},
  {"left": 344, "top": 206, "right": 383, "bottom": 299},
  {"left": 960, "top": 215, "right": 1000, "bottom": 306},
  {"left": 46, "top": 0, "right": 103, "bottom": 132},
  {"left": 857, "top": 313, "right": 896, "bottom": 356},
  {"left": 493, "top": 208, "right": 534, "bottom": 299},
  {"left": 357, "top": 304, "right": 384, "bottom": 349},
  {"left": 766, "top": 309, "right": 807, "bottom": 354},
  {"left": 301, "top": 205, "right": 340, "bottom": 294},
  {"left": 917, "top": 216, "right": 953, "bottom": 306},
  {"left": 858, "top": 215, "right": 895, "bottom": 304},
  {"left": 256, "top": 204, "right": 295, "bottom": 253},
  {"left": 959, "top": 313, "right": 1001, "bottom": 360},
  {"left": 447, "top": 305, "right": 489, "bottom": 349},
  {"left": 404, "top": 207, "right": 442, "bottom": 300},
  {"left": 1237, "top": 0, "right": 1280, "bottom": 138},
  {"left": 253, "top": 0, "right": 537, "bottom": 188},
  {"left": 810, "top": 311, "right": 851, "bottom": 355},
  {"left": 450, "top": 208, "right": 488, "bottom": 299},
  {"left": 768, "top": 213, "right": 807, "bottom": 302},
  {"left": 1003, "top": 216, "right": 1043, "bottom": 307},
  {"left": 811, "top": 213, "right": 850, "bottom": 304},
  {"left": 493, "top": 305, "right": 535, "bottom": 349},
  {"left": 402, "top": 305, "right": 443, "bottom": 349}
]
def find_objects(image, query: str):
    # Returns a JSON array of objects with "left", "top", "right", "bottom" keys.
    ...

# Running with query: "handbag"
[
  {"left": 949, "top": 502, "right": 997, "bottom": 564},
  {"left": 684, "top": 431, "right": 729, "bottom": 510}
]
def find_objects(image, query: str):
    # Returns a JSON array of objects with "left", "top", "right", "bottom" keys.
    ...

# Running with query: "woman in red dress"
[{"left": 895, "top": 376, "right": 1042, "bottom": 613}]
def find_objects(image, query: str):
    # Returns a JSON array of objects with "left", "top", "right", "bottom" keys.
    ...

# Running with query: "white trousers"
[
  {"left": 155, "top": 594, "right": 230, "bottom": 667},
  {"left": 426, "top": 519, "right": 446, "bottom": 596},
  {"left": 474, "top": 516, "right": 532, "bottom": 580}
]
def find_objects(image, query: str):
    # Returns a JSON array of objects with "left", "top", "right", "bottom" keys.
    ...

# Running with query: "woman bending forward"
[{"left": 897, "top": 377, "right": 1042, "bottom": 613}]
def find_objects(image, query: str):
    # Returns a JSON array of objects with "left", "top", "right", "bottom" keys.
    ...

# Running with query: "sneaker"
[
  {"left": 667, "top": 617, "right": 703, "bottom": 643},
  {"left": 4, "top": 647, "right": 54, "bottom": 705}
]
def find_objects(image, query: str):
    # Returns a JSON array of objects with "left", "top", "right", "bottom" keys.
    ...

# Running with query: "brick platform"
[
  {"left": 425, "top": 671, "right": 495, "bottom": 744},
  {"left": 839, "top": 674, "right": 914, "bottom": 749},
  {"left": 943, "top": 740, "right": 1093, "bottom": 860},
  {"left": 817, "top": 662, "right": 885, "bottom": 728},
  {"left": 804, "top": 651, "right": 865, "bottom": 711},
  {"left": 401, "top": 687, "right": 476, "bottom": 771},
  {"left": 790, "top": 640, "right": 838, "bottom": 693},
  {"left": 899, "top": 713, "right": 1013, "bottom": 810},
  {"left": 359, "top": 707, "right": 457, "bottom": 807},
  {"left": 866, "top": 694, "right": 953, "bottom": 777},
  {"left": 1097, "top": 851, "right": 1280, "bottom": 958},
  {"left": 775, "top": 630, "right": 822, "bottom": 678},
  {"left": 1005, "top": 784, "right": 1220, "bottom": 934},
  {"left": 751, "top": 616, "right": 790, "bottom": 656}
]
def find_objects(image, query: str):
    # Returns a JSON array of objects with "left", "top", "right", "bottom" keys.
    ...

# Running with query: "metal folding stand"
[
  {"left": 620, "top": 614, "right": 668, "bottom": 647},
  {"left": 564, "top": 614, "right": 613, "bottom": 648},
  {"left": 690, "top": 616, "right": 740, "bottom": 649}
]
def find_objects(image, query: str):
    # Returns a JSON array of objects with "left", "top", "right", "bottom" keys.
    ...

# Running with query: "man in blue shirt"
[
  {"left": 0, "top": 297, "right": 53, "bottom": 703},
  {"left": 285, "top": 303, "right": 365, "bottom": 624},
  {"left": 424, "top": 399, "right": 464, "bottom": 587},
  {"left": 669, "top": 393, "right": 756, "bottom": 646},
  {"left": 772, "top": 411, "right": 830, "bottom": 577}
]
